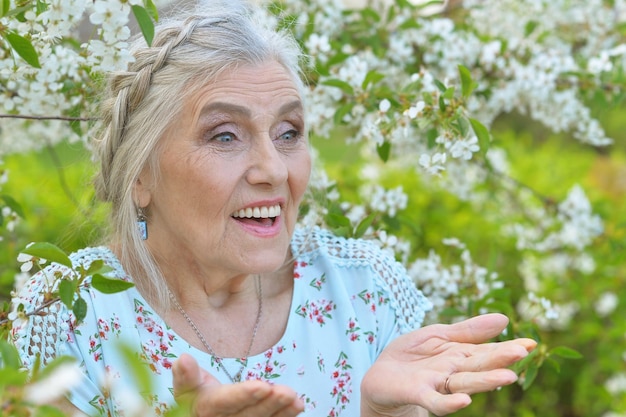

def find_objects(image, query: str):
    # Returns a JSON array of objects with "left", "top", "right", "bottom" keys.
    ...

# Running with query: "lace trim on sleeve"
[
  {"left": 11, "top": 247, "right": 125, "bottom": 367},
  {"left": 291, "top": 227, "right": 433, "bottom": 333}
]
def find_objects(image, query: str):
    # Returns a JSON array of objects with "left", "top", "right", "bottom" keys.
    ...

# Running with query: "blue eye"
[
  {"left": 211, "top": 132, "right": 235, "bottom": 142},
  {"left": 279, "top": 129, "right": 299, "bottom": 141}
]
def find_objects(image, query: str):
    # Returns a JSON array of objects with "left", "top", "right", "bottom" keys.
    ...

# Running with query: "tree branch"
[{"left": 0, "top": 114, "right": 97, "bottom": 122}]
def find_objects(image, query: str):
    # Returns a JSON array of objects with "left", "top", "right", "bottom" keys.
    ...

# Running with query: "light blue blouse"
[{"left": 12, "top": 227, "right": 432, "bottom": 417}]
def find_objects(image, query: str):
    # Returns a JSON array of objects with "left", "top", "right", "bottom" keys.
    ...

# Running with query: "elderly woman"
[{"left": 11, "top": 1, "right": 535, "bottom": 416}]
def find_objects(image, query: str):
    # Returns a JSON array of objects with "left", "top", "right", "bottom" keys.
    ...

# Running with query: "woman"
[{"left": 11, "top": 1, "right": 536, "bottom": 416}]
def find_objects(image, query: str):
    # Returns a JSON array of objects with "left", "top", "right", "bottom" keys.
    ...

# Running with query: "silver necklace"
[{"left": 168, "top": 275, "right": 263, "bottom": 383}]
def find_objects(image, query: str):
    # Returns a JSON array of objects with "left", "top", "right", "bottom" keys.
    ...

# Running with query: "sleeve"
[
  {"left": 10, "top": 262, "right": 106, "bottom": 415},
  {"left": 366, "top": 243, "right": 433, "bottom": 335},
  {"left": 296, "top": 227, "right": 433, "bottom": 355}
]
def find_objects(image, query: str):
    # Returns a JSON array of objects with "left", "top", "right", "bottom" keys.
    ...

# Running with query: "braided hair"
[{"left": 91, "top": 0, "right": 306, "bottom": 308}]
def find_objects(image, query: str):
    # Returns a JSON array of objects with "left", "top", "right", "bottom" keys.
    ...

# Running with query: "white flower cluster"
[
  {"left": 0, "top": 160, "right": 18, "bottom": 242},
  {"left": 516, "top": 291, "right": 575, "bottom": 330},
  {"left": 0, "top": 0, "right": 172, "bottom": 155},
  {"left": 507, "top": 185, "right": 604, "bottom": 253},
  {"left": 408, "top": 238, "right": 504, "bottom": 324},
  {"left": 293, "top": 0, "right": 618, "bottom": 195}
]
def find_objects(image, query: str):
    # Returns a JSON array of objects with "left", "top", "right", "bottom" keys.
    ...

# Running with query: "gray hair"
[{"left": 92, "top": 0, "right": 307, "bottom": 309}]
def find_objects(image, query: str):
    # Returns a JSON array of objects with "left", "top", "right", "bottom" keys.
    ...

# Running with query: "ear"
[{"left": 133, "top": 170, "right": 152, "bottom": 208}]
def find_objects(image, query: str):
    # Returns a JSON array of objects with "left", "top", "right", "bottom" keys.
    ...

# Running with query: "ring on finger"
[{"left": 444, "top": 376, "right": 453, "bottom": 395}]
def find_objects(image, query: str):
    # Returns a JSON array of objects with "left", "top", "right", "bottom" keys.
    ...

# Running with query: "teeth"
[{"left": 232, "top": 204, "right": 281, "bottom": 219}]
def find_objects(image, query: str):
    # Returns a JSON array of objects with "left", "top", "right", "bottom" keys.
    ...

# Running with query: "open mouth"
[{"left": 231, "top": 204, "right": 281, "bottom": 226}]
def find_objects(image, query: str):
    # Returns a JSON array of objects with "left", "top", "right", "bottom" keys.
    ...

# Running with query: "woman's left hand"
[{"left": 360, "top": 313, "right": 537, "bottom": 417}]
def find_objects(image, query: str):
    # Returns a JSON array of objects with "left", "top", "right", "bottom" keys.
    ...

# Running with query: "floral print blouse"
[{"left": 12, "top": 227, "right": 432, "bottom": 416}]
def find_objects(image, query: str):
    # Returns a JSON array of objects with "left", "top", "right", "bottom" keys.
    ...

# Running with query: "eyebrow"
[{"left": 199, "top": 99, "right": 303, "bottom": 117}]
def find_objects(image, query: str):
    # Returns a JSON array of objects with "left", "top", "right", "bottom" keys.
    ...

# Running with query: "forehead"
[{"left": 189, "top": 61, "right": 303, "bottom": 114}]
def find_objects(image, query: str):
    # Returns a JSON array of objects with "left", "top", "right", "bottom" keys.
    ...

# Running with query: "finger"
[
  {"left": 193, "top": 380, "right": 274, "bottom": 414},
  {"left": 253, "top": 385, "right": 304, "bottom": 417},
  {"left": 423, "top": 390, "right": 472, "bottom": 417},
  {"left": 172, "top": 354, "right": 219, "bottom": 399},
  {"left": 451, "top": 338, "right": 536, "bottom": 372},
  {"left": 445, "top": 368, "right": 519, "bottom": 395},
  {"left": 444, "top": 313, "right": 510, "bottom": 344}
]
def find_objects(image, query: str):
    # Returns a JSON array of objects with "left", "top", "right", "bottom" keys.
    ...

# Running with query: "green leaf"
[
  {"left": 72, "top": 297, "right": 87, "bottom": 323},
  {"left": 524, "top": 20, "right": 539, "bottom": 37},
  {"left": 1, "top": 194, "right": 24, "bottom": 218},
  {"left": 325, "top": 212, "right": 352, "bottom": 229},
  {"left": 426, "top": 128, "right": 438, "bottom": 148},
  {"left": 442, "top": 86, "right": 455, "bottom": 100},
  {"left": 91, "top": 274, "right": 135, "bottom": 294},
  {"left": 321, "top": 79, "right": 354, "bottom": 96},
  {"left": 117, "top": 342, "right": 153, "bottom": 394},
  {"left": 522, "top": 363, "right": 539, "bottom": 390},
  {"left": 456, "top": 116, "right": 470, "bottom": 138},
  {"left": 0, "top": 368, "right": 29, "bottom": 386},
  {"left": 433, "top": 78, "right": 447, "bottom": 93},
  {"left": 354, "top": 213, "right": 377, "bottom": 238},
  {"left": 549, "top": 346, "right": 583, "bottom": 360},
  {"left": 58, "top": 279, "right": 75, "bottom": 309},
  {"left": 1, "top": 0, "right": 10, "bottom": 17},
  {"left": 377, "top": 140, "right": 391, "bottom": 162},
  {"left": 0, "top": 340, "right": 22, "bottom": 370},
  {"left": 36, "top": 355, "right": 77, "bottom": 381},
  {"left": 143, "top": 0, "right": 159, "bottom": 21},
  {"left": 469, "top": 118, "right": 491, "bottom": 156},
  {"left": 84, "top": 260, "right": 114, "bottom": 277},
  {"left": 458, "top": 64, "right": 475, "bottom": 98},
  {"left": 4, "top": 31, "right": 41, "bottom": 68},
  {"left": 132, "top": 5, "right": 155, "bottom": 46},
  {"left": 333, "top": 102, "right": 355, "bottom": 125},
  {"left": 21, "top": 242, "right": 72, "bottom": 268},
  {"left": 33, "top": 404, "right": 69, "bottom": 417},
  {"left": 362, "top": 70, "right": 385, "bottom": 89}
]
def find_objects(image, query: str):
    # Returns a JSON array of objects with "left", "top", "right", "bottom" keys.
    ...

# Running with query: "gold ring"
[{"left": 444, "top": 376, "right": 452, "bottom": 395}]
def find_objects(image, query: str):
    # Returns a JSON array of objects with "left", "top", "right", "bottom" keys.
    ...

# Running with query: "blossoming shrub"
[{"left": 1, "top": 0, "right": 625, "bottom": 416}]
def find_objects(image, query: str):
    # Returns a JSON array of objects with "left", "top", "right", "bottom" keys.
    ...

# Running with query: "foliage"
[{"left": 0, "top": 0, "right": 625, "bottom": 416}]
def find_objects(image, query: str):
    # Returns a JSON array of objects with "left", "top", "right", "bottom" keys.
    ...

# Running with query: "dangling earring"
[{"left": 136, "top": 206, "right": 148, "bottom": 240}]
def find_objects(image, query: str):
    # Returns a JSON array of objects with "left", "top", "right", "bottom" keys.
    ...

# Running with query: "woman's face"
[{"left": 136, "top": 61, "right": 311, "bottom": 281}]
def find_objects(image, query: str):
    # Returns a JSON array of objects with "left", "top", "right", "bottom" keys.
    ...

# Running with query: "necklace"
[{"left": 168, "top": 275, "right": 263, "bottom": 383}]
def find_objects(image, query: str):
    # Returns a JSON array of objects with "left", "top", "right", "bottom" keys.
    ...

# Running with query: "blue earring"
[{"left": 136, "top": 206, "right": 148, "bottom": 240}]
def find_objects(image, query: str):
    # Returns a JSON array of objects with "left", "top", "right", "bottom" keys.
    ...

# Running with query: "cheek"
[{"left": 289, "top": 153, "right": 311, "bottom": 201}]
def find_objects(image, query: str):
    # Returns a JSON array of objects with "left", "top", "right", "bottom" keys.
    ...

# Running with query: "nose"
[{"left": 246, "top": 136, "right": 289, "bottom": 186}]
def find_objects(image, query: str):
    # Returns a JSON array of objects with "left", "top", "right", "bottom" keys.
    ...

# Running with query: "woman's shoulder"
[
  {"left": 291, "top": 226, "right": 392, "bottom": 267},
  {"left": 17, "top": 246, "right": 126, "bottom": 302},
  {"left": 69, "top": 246, "right": 126, "bottom": 278},
  {"left": 291, "top": 226, "right": 432, "bottom": 331}
]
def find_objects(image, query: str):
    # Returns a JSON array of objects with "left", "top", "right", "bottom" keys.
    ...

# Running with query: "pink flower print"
[
  {"left": 345, "top": 318, "right": 361, "bottom": 342},
  {"left": 370, "top": 303, "right": 377, "bottom": 313},
  {"left": 309, "top": 273, "right": 326, "bottom": 291},
  {"left": 365, "top": 331, "right": 375, "bottom": 344},
  {"left": 295, "top": 299, "right": 335, "bottom": 326},
  {"left": 162, "top": 358, "right": 173, "bottom": 369},
  {"left": 277, "top": 345, "right": 284, "bottom": 354},
  {"left": 97, "top": 318, "right": 110, "bottom": 339}
]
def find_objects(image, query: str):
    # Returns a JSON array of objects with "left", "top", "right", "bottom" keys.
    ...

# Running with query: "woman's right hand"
[{"left": 172, "top": 354, "right": 304, "bottom": 417}]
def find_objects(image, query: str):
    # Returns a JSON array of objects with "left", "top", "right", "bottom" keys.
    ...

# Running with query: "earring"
[{"left": 136, "top": 206, "right": 148, "bottom": 240}]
